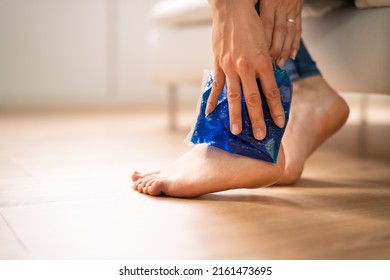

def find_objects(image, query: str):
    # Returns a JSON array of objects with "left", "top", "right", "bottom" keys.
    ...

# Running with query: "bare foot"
[
  {"left": 276, "top": 75, "right": 350, "bottom": 185},
  {"left": 132, "top": 144, "right": 285, "bottom": 197},
  {"left": 132, "top": 75, "right": 348, "bottom": 195}
]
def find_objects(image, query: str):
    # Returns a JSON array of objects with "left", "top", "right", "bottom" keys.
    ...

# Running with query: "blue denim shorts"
[{"left": 284, "top": 39, "right": 321, "bottom": 81}]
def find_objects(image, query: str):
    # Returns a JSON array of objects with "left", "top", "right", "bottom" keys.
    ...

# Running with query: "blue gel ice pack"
[{"left": 187, "top": 69, "right": 292, "bottom": 163}]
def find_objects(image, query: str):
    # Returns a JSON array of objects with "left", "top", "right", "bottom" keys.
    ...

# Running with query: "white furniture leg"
[
  {"left": 358, "top": 94, "right": 368, "bottom": 157},
  {"left": 168, "top": 84, "right": 178, "bottom": 130}
]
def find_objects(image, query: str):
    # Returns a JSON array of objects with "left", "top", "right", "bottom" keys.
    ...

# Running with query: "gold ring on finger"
[{"left": 287, "top": 18, "right": 296, "bottom": 24}]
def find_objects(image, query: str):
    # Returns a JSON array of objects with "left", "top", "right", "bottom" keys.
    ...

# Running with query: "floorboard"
[{"left": 0, "top": 108, "right": 389, "bottom": 259}]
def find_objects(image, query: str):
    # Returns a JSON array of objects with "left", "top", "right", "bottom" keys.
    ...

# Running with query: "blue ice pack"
[{"left": 186, "top": 69, "right": 292, "bottom": 163}]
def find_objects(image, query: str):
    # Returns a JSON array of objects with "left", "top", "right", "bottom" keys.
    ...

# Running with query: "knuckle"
[
  {"left": 212, "top": 80, "right": 222, "bottom": 90},
  {"left": 227, "top": 91, "right": 241, "bottom": 101},
  {"left": 221, "top": 55, "right": 234, "bottom": 69},
  {"left": 246, "top": 93, "right": 261, "bottom": 107},
  {"left": 236, "top": 57, "right": 252, "bottom": 75},
  {"left": 266, "top": 87, "right": 280, "bottom": 99},
  {"left": 274, "top": 23, "right": 287, "bottom": 36}
]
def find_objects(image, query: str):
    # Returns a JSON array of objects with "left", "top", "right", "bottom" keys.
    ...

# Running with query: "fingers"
[
  {"left": 225, "top": 73, "right": 243, "bottom": 135},
  {"left": 290, "top": 14, "right": 302, "bottom": 60},
  {"left": 269, "top": 9, "right": 287, "bottom": 63},
  {"left": 240, "top": 74, "right": 266, "bottom": 140},
  {"left": 260, "top": 0, "right": 303, "bottom": 66},
  {"left": 257, "top": 61, "right": 285, "bottom": 129},
  {"left": 259, "top": 0, "right": 275, "bottom": 48},
  {"left": 211, "top": 61, "right": 284, "bottom": 139},
  {"left": 277, "top": 15, "right": 296, "bottom": 67},
  {"left": 206, "top": 65, "right": 225, "bottom": 116}
]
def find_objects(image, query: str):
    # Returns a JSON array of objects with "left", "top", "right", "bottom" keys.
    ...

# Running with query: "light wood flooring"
[{"left": 0, "top": 104, "right": 389, "bottom": 259}]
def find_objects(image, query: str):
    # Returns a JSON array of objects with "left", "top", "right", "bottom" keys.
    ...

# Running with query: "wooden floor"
[{"left": 0, "top": 105, "right": 389, "bottom": 260}]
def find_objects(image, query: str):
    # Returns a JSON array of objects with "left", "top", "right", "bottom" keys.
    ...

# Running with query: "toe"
[
  {"left": 137, "top": 179, "right": 149, "bottom": 192},
  {"left": 147, "top": 180, "right": 164, "bottom": 196},
  {"left": 132, "top": 178, "right": 141, "bottom": 190},
  {"left": 131, "top": 171, "right": 159, "bottom": 182},
  {"left": 142, "top": 179, "right": 157, "bottom": 194},
  {"left": 137, "top": 175, "right": 160, "bottom": 194},
  {"left": 131, "top": 171, "right": 143, "bottom": 182}
]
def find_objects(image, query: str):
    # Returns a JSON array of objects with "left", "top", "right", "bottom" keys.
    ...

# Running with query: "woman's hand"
[
  {"left": 259, "top": 0, "right": 304, "bottom": 68},
  {"left": 206, "top": 0, "right": 285, "bottom": 140}
]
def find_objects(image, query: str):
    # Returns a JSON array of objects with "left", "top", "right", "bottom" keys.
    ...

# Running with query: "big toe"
[
  {"left": 131, "top": 170, "right": 159, "bottom": 182},
  {"left": 131, "top": 171, "right": 142, "bottom": 182},
  {"left": 147, "top": 180, "right": 165, "bottom": 196}
]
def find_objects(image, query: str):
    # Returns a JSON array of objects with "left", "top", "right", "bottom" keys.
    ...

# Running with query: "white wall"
[{"left": 0, "top": 0, "right": 165, "bottom": 110}]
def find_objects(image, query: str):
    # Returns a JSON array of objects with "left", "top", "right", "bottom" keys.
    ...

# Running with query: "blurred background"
[
  {"left": 0, "top": 0, "right": 389, "bottom": 260},
  {"left": 1, "top": 0, "right": 389, "bottom": 156},
  {"left": 1, "top": 0, "right": 389, "bottom": 117},
  {"left": 0, "top": 0, "right": 174, "bottom": 112}
]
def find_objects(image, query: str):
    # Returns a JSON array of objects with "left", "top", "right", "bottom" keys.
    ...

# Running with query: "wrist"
[{"left": 208, "top": 0, "right": 258, "bottom": 14}]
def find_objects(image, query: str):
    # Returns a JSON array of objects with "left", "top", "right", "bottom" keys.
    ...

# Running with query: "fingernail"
[
  {"left": 231, "top": 124, "right": 240, "bottom": 135},
  {"left": 277, "top": 58, "right": 286, "bottom": 68},
  {"left": 255, "top": 128, "right": 265, "bottom": 140},
  {"left": 276, "top": 116, "right": 285, "bottom": 128},
  {"left": 291, "top": 49, "right": 297, "bottom": 60},
  {"left": 205, "top": 104, "right": 212, "bottom": 116}
]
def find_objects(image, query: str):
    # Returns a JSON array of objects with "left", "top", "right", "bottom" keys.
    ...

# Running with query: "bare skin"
[
  {"left": 131, "top": 75, "right": 349, "bottom": 197},
  {"left": 131, "top": 2, "right": 348, "bottom": 197},
  {"left": 277, "top": 75, "right": 349, "bottom": 184},
  {"left": 132, "top": 145, "right": 285, "bottom": 198},
  {"left": 207, "top": 0, "right": 304, "bottom": 139},
  {"left": 207, "top": 0, "right": 286, "bottom": 140}
]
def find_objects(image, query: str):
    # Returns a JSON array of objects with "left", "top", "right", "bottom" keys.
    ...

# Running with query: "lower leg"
[{"left": 276, "top": 75, "right": 349, "bottom": 185}]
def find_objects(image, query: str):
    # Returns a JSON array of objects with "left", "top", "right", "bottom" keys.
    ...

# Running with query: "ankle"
[{"left": 268, "top": 147, "right": 286, "bottom": 185}]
